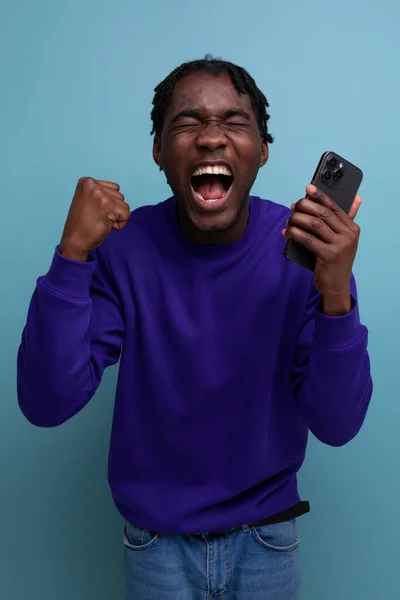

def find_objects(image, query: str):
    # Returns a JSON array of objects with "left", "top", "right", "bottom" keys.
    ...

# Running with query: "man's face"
[{"left": 153, "top": 71, "right": 269, "bottom": 234}]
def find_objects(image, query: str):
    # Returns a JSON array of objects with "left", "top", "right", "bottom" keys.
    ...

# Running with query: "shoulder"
[
  {"left": 252, "top": 195, "right": 314, "bottom": 289},
  {"left": 254, "top": 196, "right": 292, "bottom": 232},
  {"left": 127, "top": 200, "right": 169, "bottom": 233},
  {"left": 105, "top": 198, "right": 170, "bottom": 246},
  {"left": 93, "top": 198, "right": 172, "bottom": 267}
]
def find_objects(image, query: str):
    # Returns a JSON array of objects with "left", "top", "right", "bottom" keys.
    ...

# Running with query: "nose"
[{"left": 195, "top": 124, "right": 227, "bottom": 152}]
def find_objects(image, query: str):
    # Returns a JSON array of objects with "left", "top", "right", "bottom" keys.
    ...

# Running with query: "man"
[{"left": 17, "top": 57, "right": 372, "bottom": 600}]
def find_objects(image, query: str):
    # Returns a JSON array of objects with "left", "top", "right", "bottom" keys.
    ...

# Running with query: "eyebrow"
[{"left": 171, "top": 108, "right": 252, "bottom": 123}]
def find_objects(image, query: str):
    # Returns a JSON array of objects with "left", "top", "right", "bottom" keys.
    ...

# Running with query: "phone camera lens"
[
  {"left": 327, "top": 157, "right": 337, "bottom": 168},
  {"left": 333, "top": 169, "right": 343, "bottom": 180},
  {"left": 322, "top": 170, "right": 332, "bottom": 181}
]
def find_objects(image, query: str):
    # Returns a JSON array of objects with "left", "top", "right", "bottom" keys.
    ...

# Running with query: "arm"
[
  {"left": 17, "top": 247, "right": 124, "bottom": 427},
  {"left": 292, "top": 276, "right": 372, "bottom": 446},
  {"left": 284, "top": 184, "right": 372, "bottom": 445}
]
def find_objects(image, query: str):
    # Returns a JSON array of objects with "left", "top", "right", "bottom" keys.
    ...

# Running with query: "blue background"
[{"left": 1, "top": 1, "right": 398, "bottom": 598}]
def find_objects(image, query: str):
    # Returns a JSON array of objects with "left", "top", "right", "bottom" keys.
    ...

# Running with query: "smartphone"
[{"left": 284, "top": 151, "right": 363, "bottom": 271}]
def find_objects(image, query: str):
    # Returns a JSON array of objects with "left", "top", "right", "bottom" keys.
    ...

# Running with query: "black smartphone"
[{"left": 284, "top": 151, "right": 363, "bottom": 271}]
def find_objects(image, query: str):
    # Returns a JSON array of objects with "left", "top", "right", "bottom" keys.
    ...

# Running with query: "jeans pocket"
[
  {"left": 252, "top": 519, "right": 301, "bottom": 552},
  {"left": 123, "top": 521, "right": 160, "bottom": 551}
]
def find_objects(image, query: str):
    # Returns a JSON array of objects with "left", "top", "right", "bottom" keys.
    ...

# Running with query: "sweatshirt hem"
[{"left": 112, "top": 478, "right": 302, "bottom": 535}]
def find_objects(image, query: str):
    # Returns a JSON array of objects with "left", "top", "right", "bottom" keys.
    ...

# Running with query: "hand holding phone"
[
  {"left": 284, "top": 151, "right": 363, "bottom": 270},
  {"left": 283, "top": 151, "right": 363, "bottom": 315}
]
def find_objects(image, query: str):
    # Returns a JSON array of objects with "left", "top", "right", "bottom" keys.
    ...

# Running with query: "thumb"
[
  {"left": 111, "top": 218, "right": 130, "bottom": 231},
  {"left": 109, "top": 202, "right": 131, "bottom": 231},
  {"left": 110, "top": 210, "right": 131, "bottom": 231},
  {"left": 348, "top": 195, "right": 362, "bottom": 220}
]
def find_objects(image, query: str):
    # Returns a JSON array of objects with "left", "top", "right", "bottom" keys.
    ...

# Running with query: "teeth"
[
  {"left": 192, "top": 165, "right": 232, "bottom": 177},
  {"left": 195, "top": 192, "right": 226, "bottom": 203}
]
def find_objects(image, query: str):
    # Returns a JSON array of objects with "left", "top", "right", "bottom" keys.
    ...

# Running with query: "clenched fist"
[{"left": 59, "top": 177, "right": 131, "bottom": 261}]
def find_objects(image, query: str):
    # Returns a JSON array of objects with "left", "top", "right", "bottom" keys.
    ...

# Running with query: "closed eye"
[
  {"left": 224, "top": 121, "right": 251, "bottom": 130},
  {"left": 169, "top": 121, "right": 201, "bottom": 134},
  {"left": 170, "top": 110, "right": 201, "bottom": 129}
]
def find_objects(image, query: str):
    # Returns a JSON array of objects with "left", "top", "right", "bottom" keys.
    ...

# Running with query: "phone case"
[{"left": 284, "top": 151, "right": 363, "bottom": 271}]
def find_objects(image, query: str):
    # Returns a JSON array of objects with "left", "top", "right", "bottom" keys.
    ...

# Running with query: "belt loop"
[{"left": 242, "top": 524, "right": 250, "bottom": 533}]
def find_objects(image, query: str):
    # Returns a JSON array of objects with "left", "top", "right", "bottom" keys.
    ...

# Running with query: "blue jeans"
[{"left": 124, "top": 519, "right": 301, "bottom": 599}]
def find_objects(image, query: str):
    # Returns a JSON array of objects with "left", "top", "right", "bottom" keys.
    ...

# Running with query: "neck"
[{"left": 178, "top": 199, "right": 250, "bottom": 246}]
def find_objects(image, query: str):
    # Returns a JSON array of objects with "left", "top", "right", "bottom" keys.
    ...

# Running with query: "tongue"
[{"left": 197, "top": 176, "right": 225, "bottom": 200}]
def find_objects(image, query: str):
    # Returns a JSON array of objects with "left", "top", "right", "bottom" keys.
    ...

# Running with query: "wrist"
[
  {"left": 59, "top": 241, "right": 89, "bottom": 262},
  {"left": 321, "top": 293, "right": 352, "bottom": 316}
]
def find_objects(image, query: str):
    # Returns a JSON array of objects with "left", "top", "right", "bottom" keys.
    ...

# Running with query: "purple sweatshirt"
[{"left": 17, "top": 196, "right": 372, "bottom": 534}]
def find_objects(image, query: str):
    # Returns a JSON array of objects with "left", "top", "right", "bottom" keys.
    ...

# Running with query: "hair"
[{"left": 150, "top": 54, "right": 274, "bottom": 145}]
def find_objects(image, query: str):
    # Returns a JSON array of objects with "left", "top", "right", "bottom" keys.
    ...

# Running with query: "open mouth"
[{"left": 190, "top": 165, "right": 234, "bottom": 204}]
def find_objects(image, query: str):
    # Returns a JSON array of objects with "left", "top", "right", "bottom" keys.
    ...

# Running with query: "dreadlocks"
[{"left": 150, "top": 55, "right": 274, "bottom": 145}]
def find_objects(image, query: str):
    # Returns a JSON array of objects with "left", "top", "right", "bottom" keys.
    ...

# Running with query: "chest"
[{"left": 119, "top": 244, "right": 309, "bottom": 355}]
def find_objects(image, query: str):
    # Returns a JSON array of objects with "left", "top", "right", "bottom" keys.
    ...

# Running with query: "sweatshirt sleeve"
[
  {"left": 292, "top": 276, "right": 373, "bottom": 447},
  {"left": 17, "top": 247, "right": 124, "bottom": 427}
]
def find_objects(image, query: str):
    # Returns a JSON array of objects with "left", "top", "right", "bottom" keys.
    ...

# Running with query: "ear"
[
  {"left": 153, "top": 137, "right": 163, "bottom": 170},
  {"left": 259, "top": 142, "right": 269, "bottom": 168}
]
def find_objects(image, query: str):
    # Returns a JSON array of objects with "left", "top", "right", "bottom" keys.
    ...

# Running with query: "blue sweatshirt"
[{"left": 17, "top": 196, "right": 372, "bottom": 534}]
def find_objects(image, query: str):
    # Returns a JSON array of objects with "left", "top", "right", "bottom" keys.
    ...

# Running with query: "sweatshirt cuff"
[
  {"left": 40, "top": 246, "right": 97, "bottom": 300},
  {"left": 314, "top": 297, "right": 366, "bottom": 350}
]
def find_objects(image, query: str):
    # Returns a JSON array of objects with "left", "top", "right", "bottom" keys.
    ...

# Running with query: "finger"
[
  {"left": 98, "top": 180, "right": 120, "bottom": 191},
  {"left": 292, "top": 197, "right": 345, "bottom": 234},
  {"left": 107, "top": 189, "right": 126, "bottom": 203},
  {"left": 98, "top": 185, "right": 125, "bottom": 203},
  {"left": 110, "top": 211, "right": 131, "bottom": 230},
  {"left": 284, "top": 225, "right": 327, "bottom": 256},
  {"left": 306, "top": 184, "right": 349, "bottom": 225},
  {"left": 108, "top": 200, "right": 131, "bottom": 229},
  {"left": 111, "top": 218, "right": 130, "bottom": 231},
  {"left": 348, "top": 195, "right": 362, "bottom": 220},
  {"left": 288, "top": 211, "right": 336, "bottom": 243}
]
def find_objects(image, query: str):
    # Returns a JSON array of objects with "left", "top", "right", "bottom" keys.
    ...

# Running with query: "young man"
[{"left": 17, "top": 57, "right": 372, "bottom": 600}]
